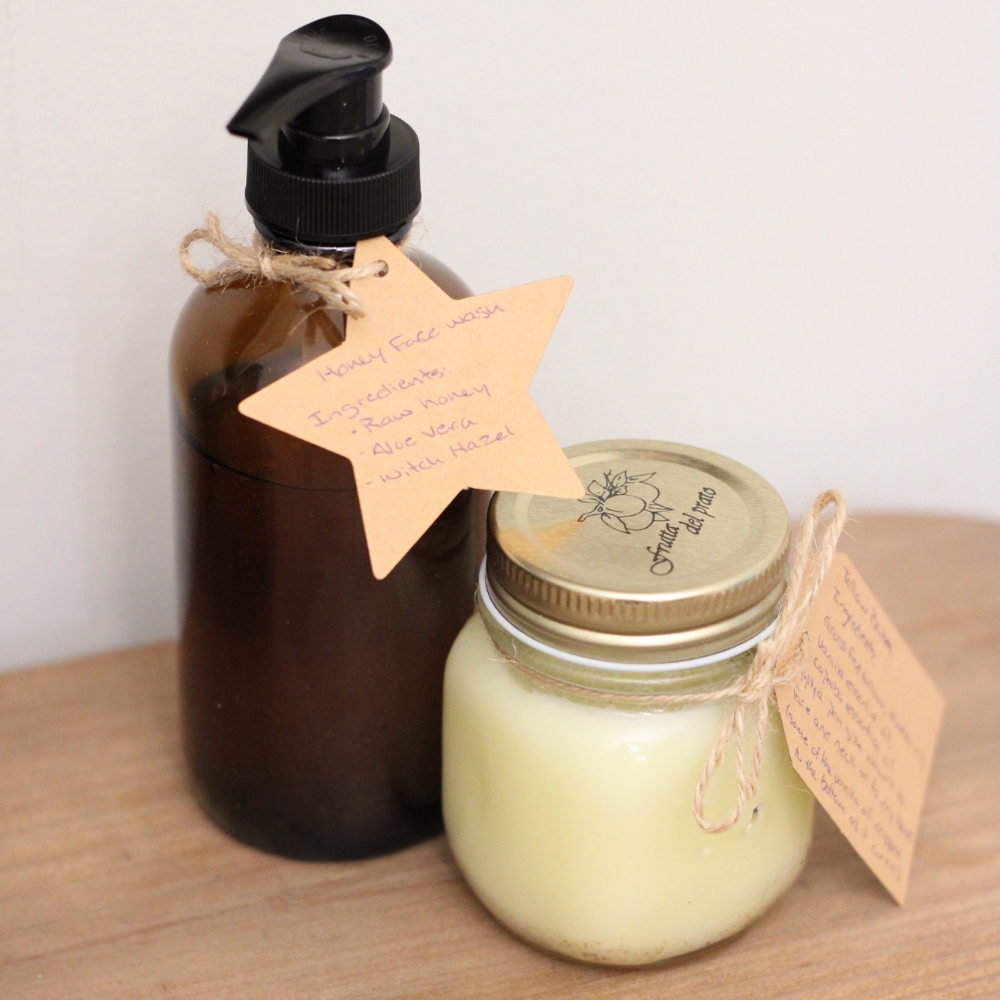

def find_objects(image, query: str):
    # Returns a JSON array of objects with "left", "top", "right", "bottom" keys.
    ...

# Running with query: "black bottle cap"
[{"left": 228, "top": 15, "right": 420, "bottom": 249}]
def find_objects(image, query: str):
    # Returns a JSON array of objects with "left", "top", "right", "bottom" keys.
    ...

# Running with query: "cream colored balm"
[{"left": 443, "top": 440, "right": 814, "bottom": 965}]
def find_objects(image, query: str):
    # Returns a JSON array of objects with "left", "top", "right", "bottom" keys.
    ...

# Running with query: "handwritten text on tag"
[
  {"left": 776, "top": 553, "right": 945, "bottom": 903},
  {"left": 239, "top": 237, "right": 585, "bottom": 578}
]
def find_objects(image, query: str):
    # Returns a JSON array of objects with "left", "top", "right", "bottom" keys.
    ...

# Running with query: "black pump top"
[{"left": 228, "top": 15, "right": 420, "bottom": 249}]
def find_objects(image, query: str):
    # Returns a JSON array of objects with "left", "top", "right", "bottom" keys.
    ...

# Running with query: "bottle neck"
[{"left": 252, "top": 218, "right": 413, "bottom": 257}]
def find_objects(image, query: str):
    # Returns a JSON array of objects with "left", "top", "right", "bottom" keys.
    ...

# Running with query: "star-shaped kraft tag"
[{"left": 239, "top": 237, "right": 585, "bottom": 578}]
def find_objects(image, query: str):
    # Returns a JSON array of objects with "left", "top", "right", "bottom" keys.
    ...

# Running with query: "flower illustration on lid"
[{"left": 577, "top": 470, "right": 673, "bottom": 534}]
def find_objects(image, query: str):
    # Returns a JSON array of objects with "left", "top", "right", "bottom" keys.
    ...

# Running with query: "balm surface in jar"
[{"left": 442, "top": 440, "right": 814, "bottom": 965}]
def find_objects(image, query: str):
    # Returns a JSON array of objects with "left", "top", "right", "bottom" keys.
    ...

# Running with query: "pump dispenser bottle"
[{"left": 171, "top": 16, "right": 485, "bottom": 859}]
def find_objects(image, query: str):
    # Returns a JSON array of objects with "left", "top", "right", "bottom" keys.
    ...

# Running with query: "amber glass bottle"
[{"left": 171, "top": 16, "right": 486, "bottom": 859}]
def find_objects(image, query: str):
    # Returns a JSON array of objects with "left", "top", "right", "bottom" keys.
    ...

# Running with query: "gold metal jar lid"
[{"left": 486, "top": 440, "right": 790, "bottom": 663}]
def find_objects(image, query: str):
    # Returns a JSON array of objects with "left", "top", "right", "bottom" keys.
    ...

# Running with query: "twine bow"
[
  {"left": 178, "top": 212, "right": 387, "bottom": 319},
  {"left": 491, "top": 489, "right": 848, "bottom": 834},
  {"left": 691, "top": 488, "right": 848, "bottom": 831}
]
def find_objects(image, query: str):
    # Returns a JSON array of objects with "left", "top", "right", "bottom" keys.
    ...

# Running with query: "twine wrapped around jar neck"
[
  {"left": 489, "top": 489, "right": 849, "bottom": 834},
  {"left": 178, "top": 212, "right": 388, "bottom": 319}
]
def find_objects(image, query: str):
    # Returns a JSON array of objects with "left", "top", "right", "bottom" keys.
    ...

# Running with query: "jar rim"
[{"left": 479, "top": 560, "right": 775, "bottom": 675}]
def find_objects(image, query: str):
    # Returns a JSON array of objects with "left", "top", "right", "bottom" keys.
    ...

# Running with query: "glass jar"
[{"left": 442, "top": 440, "right": 814, "bottom": 965}]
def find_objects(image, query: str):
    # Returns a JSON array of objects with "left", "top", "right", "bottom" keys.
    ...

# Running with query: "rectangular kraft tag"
[{"left": 776, "top": 552, "right": 945, "bottom": 903}]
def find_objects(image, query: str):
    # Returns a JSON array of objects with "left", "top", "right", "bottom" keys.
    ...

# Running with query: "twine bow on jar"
[
  {"left": 178, "top": 212, "right": 387, "bottom": 319},
  {"left": 690, "top": 489, "right": 848, "bottom": 832}
]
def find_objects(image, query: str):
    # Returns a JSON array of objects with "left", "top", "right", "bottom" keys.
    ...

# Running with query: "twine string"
[
  {"left": 491, "top": 489, "right": 848, "bottom": 834},
  {"left": 178, "top": 212, "right": 387, "bottom": 319},
  {"left": 691, "top": 488, "right": 848, "bottom": 831}
]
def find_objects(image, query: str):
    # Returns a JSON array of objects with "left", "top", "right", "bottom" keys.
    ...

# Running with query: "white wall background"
[{"left": 1, "top": 2, "right": 998, "bottom": 671}]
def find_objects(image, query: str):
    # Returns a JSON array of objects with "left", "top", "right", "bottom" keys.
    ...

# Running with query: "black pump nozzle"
[
  {"left": 228, "top": 15, "right": 392, "bottom": 172},
  {"left": 227, "top": 15, "right": 421, "bottom": 248}
]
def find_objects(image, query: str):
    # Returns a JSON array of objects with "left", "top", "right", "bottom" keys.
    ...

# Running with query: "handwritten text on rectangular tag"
[{"left": 776, "top": 553, "right": 945, "bottom": 903}]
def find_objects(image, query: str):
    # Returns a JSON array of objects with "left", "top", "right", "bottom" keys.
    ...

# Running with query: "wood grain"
[{"left": 1, "top": 514, "right": 998, "bottom": 999}]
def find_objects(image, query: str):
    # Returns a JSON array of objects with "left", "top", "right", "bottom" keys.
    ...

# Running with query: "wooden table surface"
[{"left": 2, "top": 514, "right": 999, "bottom": 999}]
